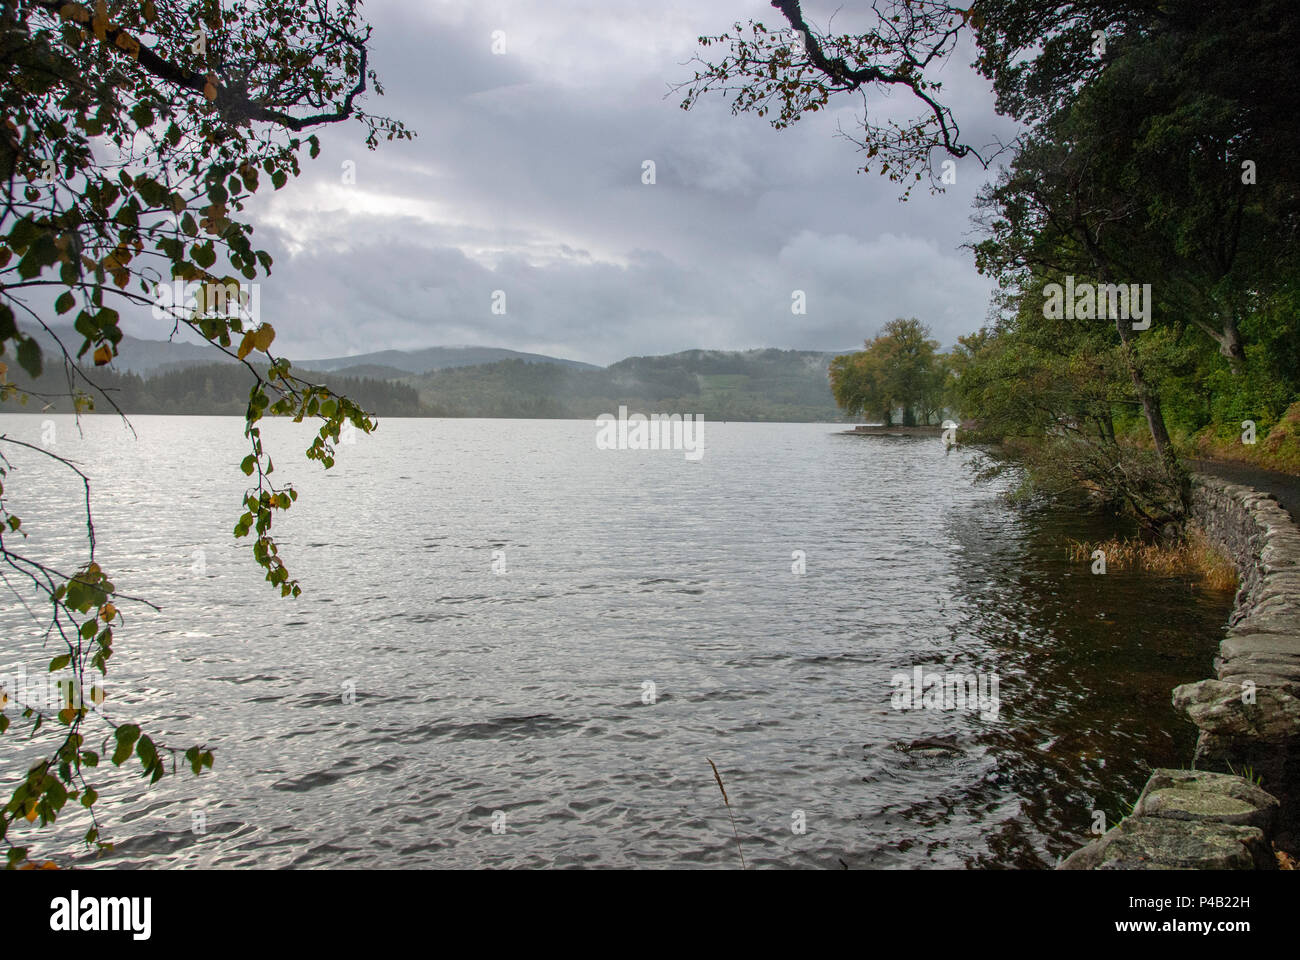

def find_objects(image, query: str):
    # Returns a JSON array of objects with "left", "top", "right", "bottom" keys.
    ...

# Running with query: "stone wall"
[
  {"left": 1060, "top": 474, "right": 1300, "bottom": 869},
  {"left": 1177, "top": 475, "right": 1300, "bottom": 849}
]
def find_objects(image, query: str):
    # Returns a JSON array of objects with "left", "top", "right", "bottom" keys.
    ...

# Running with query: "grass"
[
  {"left": 1225, "top": 761, "right": 1264, "bottom": 787},
  {"left": 707, "top": 758, "right": 746, "bottom": 870},
  {"left": 1067, "top": 526, "right": 1238, "bottom": 591},
  {"left": 1184, "top": 401, "right": 1300, "bottom": 475}
]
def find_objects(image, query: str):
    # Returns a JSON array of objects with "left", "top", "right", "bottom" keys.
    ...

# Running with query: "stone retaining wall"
[{"left": 1060, "top": 474, "right": 1300, "bottom": 869}]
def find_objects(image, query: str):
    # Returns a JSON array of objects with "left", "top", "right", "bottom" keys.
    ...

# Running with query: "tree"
[
  {"left": 950, "top": 289, "right": 1187, "bottom": 534},
  {"left": 0, "top": 0, "right": 410, "bottom": 866},
  {"left": 830, "top": 318, "right": 945, "bottom": 425},
  {"left": 830, "top": 347, "right": 891, "bottom": 424}
]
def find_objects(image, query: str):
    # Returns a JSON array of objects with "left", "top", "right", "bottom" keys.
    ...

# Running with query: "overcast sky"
[{"left": 137, "top": 0, "right": 1016, "bottom": 366}]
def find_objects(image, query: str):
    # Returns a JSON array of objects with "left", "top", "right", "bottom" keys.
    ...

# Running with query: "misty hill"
[
  {"left": 300, "top": 345, "right": 598, "bottom": 375},
  {"left": 4, "top": 332, "right": 847, "bottom": 421},
  {"left": 19, "top": 325, "right": 595, "bottom": 377},
  {"left": 0, "top": 360, "right": 424, "bottom": 418},
  {"left": 22, "top": 324, "right": 229, "bottom": 376},
  {"left": 412, "top": 348, "right": 845, "bottom": 421}
]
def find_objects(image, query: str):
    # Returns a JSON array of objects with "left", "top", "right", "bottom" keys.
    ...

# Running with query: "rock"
[
  {"left": 1133, "top": 769, "right": 1279, "bottom": 831},
  {"left": 1220, "top": 630, "right": 1300, "bottom": 658},
  {"left": 1057, "top": 838, "right": 1105, "bottom": 870},
  {"left": 1173, "top": 678, "right": 1300, "bottom": 741},
  {"left": 896, "top": 735, "right": 964, "bottom": 757},
  {"left": 1093, "top": 817, "right": 1272, "bottom": 870},
  {"left": 1217, "top": 653, "right": 1300, "bottom": 684}
]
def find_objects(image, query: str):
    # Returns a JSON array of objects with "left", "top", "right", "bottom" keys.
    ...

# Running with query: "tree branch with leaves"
[{"left": 0, "top": 0, "right": 411, "bottom": 866}]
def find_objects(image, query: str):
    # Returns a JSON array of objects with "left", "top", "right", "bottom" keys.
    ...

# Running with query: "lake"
[{"left": 0, "top": 415, "right": 1233, "bottom": 868}]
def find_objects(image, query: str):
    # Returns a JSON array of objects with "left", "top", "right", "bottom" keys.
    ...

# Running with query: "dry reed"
[{"left": 1066, "top": 526, "right": 1238, "bottom": 591}]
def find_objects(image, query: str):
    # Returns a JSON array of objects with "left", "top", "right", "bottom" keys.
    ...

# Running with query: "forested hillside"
[{"left": 1, "top": 347, "right": 847, "bottom": 421}]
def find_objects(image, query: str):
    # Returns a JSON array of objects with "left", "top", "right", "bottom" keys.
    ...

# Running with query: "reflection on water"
[{"left": 0, "top": 416, "right": 1231, "bottom": 868}]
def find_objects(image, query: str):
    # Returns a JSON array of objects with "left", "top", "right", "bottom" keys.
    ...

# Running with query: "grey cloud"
[{"left": 124, "top": 0, "right": 1012, "bottom": 365}]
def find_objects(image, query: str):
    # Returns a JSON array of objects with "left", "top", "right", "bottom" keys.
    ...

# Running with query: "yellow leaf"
[
  {"left": 114, "top": 31, "right": 140, "bottom": 60},
  {"left": 92, "top": 0, "right": 108, "bottom": 41},
  {"left": 204, "top": 75, "right": 218, "bottom": 101},
  {"left": 252, "top": 323, "right": 275, "bottom": 352},
  {"left": 236, "top": 331, "right": 256, "bottom": 360},
  {"left": 101, "top": 602, "right": 116, "bottom": 621},
  {"left": 59, "top": 3, "right": 90, "bottom": 24},
  {"left": 24, "top": 805, "right": 37, "bottom": 823},
  {"left": 92, "top": 344, "right": 113, "bottom": 366}
]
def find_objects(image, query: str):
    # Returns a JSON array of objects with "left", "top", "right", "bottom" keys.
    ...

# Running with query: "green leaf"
[
  {"left": 48, "top": 654, "right": 71, "bottom": 672},
  {"left": 55, "top": 291, "right": 75, "bottom": 314},
  {"left": 111, "top": 724, "right": 141, "bottom": 765},
  {"left": 192, "top": 242, "right": 216, "bottom": 269},
  {"left": 16, "top": 338, "right": 42, "bottom": 378}
]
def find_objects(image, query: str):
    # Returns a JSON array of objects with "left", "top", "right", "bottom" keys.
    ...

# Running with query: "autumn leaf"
[
  {"left": 58, "top": 3, "right": 90, "bottom": 24},
  {"left": 252, "top": 323, "right": 275, "bottom": 352},
  {"left": 114, "top": 31, "right": 141, "bottom": 60},
  {"left": 91, "top": 0, "right": 108, "bottom": 41},
  {"left": 92, "top": 344, "right": 113, "bottom": 366}
]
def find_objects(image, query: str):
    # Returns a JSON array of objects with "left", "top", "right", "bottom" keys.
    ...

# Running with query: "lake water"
[{"left": 0, "top": 415, "right": 1233, "bottom": 868}]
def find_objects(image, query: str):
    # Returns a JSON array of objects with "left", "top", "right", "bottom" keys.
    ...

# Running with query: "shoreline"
[{"left": 1061, "top": 473, "right": 1300, "bottom": 869}]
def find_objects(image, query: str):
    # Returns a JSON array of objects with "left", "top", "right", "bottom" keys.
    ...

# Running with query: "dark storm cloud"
[{"left": 130, "top": 1, "right": 1016, "bottom": 365}]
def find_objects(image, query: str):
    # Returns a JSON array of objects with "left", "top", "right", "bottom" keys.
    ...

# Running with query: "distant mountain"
[
  {"left": 410, "top": 348, "right": 846, "bottom": 422},
  {"left": 21, "top": 324, "right": 231, "bottom": 376},
  {"left": 298, "top": 345, "right": 598, "bottom": 375},
  {"left": 18, "top": 325, "right": 596, "bottom": 377},
  {"left": 8, "top": 329, "right": 848, "bottom": 422}
]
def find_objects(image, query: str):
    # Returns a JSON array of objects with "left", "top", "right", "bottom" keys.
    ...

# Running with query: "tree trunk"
[
  {"left": 1114, "top": 315, "right": 1190, "bottom": 527},
  {"left": 1219, "top": 315, "right": 1245, "bottom": 372}
]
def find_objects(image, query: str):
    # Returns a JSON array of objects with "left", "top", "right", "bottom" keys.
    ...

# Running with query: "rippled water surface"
[{"left": 0, "top": 415, "right": 1233, "bottom": 868}]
